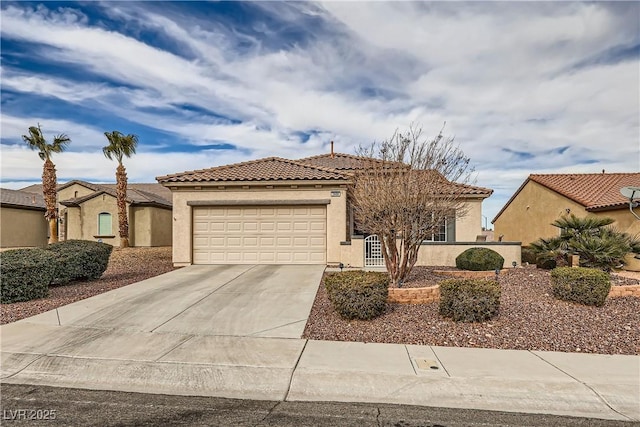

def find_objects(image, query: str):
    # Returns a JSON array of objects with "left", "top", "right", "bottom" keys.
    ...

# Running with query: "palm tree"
[
  {"left": 22, "top": 124, "right": 71, "bottom": 244},
  {"left": 102, "top": 131, "right": 138, "bottom": 248}
]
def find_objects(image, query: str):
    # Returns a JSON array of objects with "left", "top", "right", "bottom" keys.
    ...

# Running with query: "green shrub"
[
  {"left": 324, "top": 271, "right": 389, "bottom": 320},
  {"left": 439, "top": 279, "right": 501, "bottom": 322},
  {"left": 521, "top": 247, "right": 537, "bottom": 265},
  {"left": 455, "top": 248, "right": 504, "bottom": 271},
  {"left": 47, "top": 240, "right": 113, "bottom": 284},
  {"left": 550, "top": 267, "right": 611, "bottom": 307},
  {"left": 0, "top": 248, "right": 55, "bottom": 303}
]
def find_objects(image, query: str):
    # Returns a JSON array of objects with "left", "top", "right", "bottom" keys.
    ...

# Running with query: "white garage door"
[{"left": 193, "top": 205, "right": 327, "bottom": 264}]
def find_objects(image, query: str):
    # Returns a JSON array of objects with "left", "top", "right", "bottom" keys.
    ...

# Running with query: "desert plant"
[
  {"left": 550, "top": 267, "right": 610, "bottom": 307},
  {"left": 530, "top": 214, "right": 640, "bottom": 271},
  {"left": 22, "top": 123, "right": 71, "bottom": 243},
  {"left": 0, "top": 248, "right": 56, "bottom": 303},
  {"left": 103, "top": 131, "right": 138, "bottom": 248},
  {"left": 324, "top": 271, "right": 389, "bottom": 320},
  {"left": 439, "top": 278, "right": 500, "bottom": 322},
  {"left": 520, "top": 246, "right": 538, "bottom": 265},
  {"left": 47, "top": 240, "right": 113, "bottom": 284},
  {"left": 455, "top": 247, "right": 504, "bottom": 271}
]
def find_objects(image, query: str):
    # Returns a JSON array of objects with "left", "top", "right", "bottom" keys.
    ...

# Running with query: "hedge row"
[{"left": 0, "top": 240, "right": 113, "bottom": 304}]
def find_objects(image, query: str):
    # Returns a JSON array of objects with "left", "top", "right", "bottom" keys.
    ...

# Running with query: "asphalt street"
[{"left": 1, "top": 384, "right": 637, "bottom": 427}]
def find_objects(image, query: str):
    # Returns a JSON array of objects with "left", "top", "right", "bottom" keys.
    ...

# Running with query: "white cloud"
[{"left": 1, "top": 1, "right": 638, "bottom": 221}]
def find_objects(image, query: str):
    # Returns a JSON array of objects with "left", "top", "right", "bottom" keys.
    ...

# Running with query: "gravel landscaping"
[
  {"left": 303, "top": 266, "right": 640, "bottom": 355},
  {"left": 1, "top": 246, "right": 175, "bottom": 325}
]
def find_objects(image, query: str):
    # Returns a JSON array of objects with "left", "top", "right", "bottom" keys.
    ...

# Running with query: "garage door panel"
[{"left": 193, "top": 205, "right": 326, "bottom": 265}]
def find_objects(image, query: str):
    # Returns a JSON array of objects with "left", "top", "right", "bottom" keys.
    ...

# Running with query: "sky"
[{"left": 1, "top": 1, "right": 639, "bottom": 224}]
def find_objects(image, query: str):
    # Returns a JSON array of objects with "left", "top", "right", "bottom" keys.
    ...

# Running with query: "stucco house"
[
  {"left": 492, "top": 173, "right": 640, "bottom": 246},
  {"left": 0, "top": 188, "right": 48, "bottom": 249},
  {"left": 157, "top": 152, "right": 520, "bottom": 267},
  {"left": 21, "top": 180, "right": 173, "bottom": 247}
]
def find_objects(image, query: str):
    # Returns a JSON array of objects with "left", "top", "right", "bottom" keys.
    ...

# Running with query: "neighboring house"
[
  {"left": 0, "top": 188, "right": 48, "bottom": 249},
  {"left": 157, "top": 152, "right": 519, "bottom": 267},
  {"left": 492, "top": 173, "right": 640, "bottom": 246},
  {"left": 21, "top": 180, "right": 173, "bottom": 247}
]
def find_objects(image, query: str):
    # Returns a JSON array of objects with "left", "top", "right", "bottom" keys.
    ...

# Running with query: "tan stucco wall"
[
  {"left": 58, "top": 184, "right": 95, "bottom": 206},
  {"left": 130, "top": 205, "right": 172, "bottom": 247},
  {"left": 415, "top": 243, "right": 521, "bottom": 267},
  {"left": 72, "top": 194, "right": 122, "bottom": 246},
  {"left": 340, "top": 237, "right": 365, "bottom": 268},
  {"left": 494, "top": 181, "right": 640, "bottom": 246},
  {"left": 169, "top": 185, "right": 348, "bottom": 266},
  {"left": 494, "top": 181, "right": 586, "bottom": 245},
  {"left": 339, "top": 239, "right": 520, "bottom": 268},
  {"left": 456, "top": 199, "right": 485, "bottom": 241},
  {"left": 149, "top": 206, "right": 172, "bottom": 246},
  {"left": 0, "top": 207, "right": 48, "bottom": 248}
]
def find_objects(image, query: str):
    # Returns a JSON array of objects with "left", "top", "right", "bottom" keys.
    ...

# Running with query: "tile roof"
[
  {"left": 0, "top": 188, "right": 46, "bottom": 210},
  {"left": 156, "top": 157, "right": 351, "bottom": 183},
  {"left": 492, "top": 172, "right": 640, "bottom": 223},
  {"left": 529, "top": 173, "right": 640, "bottom": 211},
  {"left": 297, "top": 153, "right": 406, "bottom": 170},
  {"left": 48, "top": 181, "right": 172, "bottom": 208}
]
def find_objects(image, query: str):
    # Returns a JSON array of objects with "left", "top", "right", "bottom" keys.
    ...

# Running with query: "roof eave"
[{"left": 159, "top": 178, "right": 353, "bottom": 188}]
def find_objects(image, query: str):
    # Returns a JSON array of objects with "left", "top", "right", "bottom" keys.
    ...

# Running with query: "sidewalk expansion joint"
[
  {"left": 149, "top": 265, "right": 259, "bottom": 333},
  {"left": 55, "top": 308, "right": 61, "bottom": 326},
  {"left": 430, "top": 346, "right": 451, "bottom": 377},
  {"left": 529, "top": 351, "right": 633, "bottom": 422},
  {"left": 283, "top": 339, "right": 308, "bottom": 402},
  {"left": 248, "top": 319, "right": 305, "bottom": 337},
  {"left": 403, "top": 345, "right": 417, "bottom": 375},
  {"left": 153, "top": 335, "right": 195, "bottom": 362}
]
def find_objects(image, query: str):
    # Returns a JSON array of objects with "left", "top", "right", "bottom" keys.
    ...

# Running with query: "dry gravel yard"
[
  {"left": 1, "top": 246, "right": 175, "bottom": 324},
  {"left": 303, "top": 267, "right": 640, "bottom": 355}
]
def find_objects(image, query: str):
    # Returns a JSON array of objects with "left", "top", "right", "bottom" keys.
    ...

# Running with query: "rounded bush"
[
  {"left": 550, "top": 267, "right": 611, "bottom": 307},
  {"left": 455, "top": 248, "right": 504, "bottom": 271},
  {"left": 47, "top": 240, "right": 113, "bottom": 284},
  {"left": 324, "top": 271, "right": 389, "bottom": 320},
  {"left": 439, "top": 279, "right": 501, "bottom": 322},
  {"left": 0, "top": 248, "right": 55, "bottom": 303}
]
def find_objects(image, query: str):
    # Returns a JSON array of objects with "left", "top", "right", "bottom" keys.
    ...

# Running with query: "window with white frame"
[
  {"left": 424, "top": 215, "right": 447, "bottom": 242},
  {"left": 98, "top": 212, "right": 112, "bottom": 236}
]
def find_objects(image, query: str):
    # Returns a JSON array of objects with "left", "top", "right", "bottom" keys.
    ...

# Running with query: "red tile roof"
[
  {"left": 297, "top": 153, "right": 406, "bottom": 170},
  {"left": 492, "top": 172, "right": 640, "bottom": 223},
  {"left": 156, "top": 157, "right": 351, "bottom": 183},
  {"left": 529, "top": 173, "right": 640, "bottom": 211}
]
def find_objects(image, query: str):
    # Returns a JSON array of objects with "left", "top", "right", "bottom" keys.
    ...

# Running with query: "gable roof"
[
  {"left": 156, "top": 157, "right": 351, "bottom": 184},
  {"left": 0, "top": 188, "right": 46, "bottom": 210},
  {"left": 60, "top": 184, "right": 172, "bottom": 208},
  {"left": 297, "top": 153, "right": 406, "bottom": 171},
  {"left": 492, "top": 172, "right": 640, "bottom": 222}
]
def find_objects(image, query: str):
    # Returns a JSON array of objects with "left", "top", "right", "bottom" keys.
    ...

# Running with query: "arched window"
[{"left": 98, "top": 212, "right": 112, "bottom": 236}]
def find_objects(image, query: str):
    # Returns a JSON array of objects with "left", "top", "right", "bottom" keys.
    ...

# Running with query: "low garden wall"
[{"left": 387, "top": 270, "right": 640, "bottom": 304}]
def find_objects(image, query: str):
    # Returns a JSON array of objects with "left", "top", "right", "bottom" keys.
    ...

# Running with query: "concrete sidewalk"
[{"left": 1, "top": 266, "right": 638, "bottom": 422}]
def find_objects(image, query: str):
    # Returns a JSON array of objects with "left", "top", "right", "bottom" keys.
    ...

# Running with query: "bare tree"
[{"left": 353, "top": 123, "right": 474, "bottom": 287}]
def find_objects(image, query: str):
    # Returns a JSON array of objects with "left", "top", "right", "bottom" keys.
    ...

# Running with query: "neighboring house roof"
[
  {"left": 0, "top": 188, "right": 46, "bottom": 211},
  {"left": 156, "top": 157, "right": 351, "bottom": 183},
  {"left": 60, "top": 185, "right": 172, "bottom": 208},
  {"left": 297, "top": 153, "right": 406, "bottom": 171},
  {"left": 492, "top": 172, "right": 640, "bottom": 222}
]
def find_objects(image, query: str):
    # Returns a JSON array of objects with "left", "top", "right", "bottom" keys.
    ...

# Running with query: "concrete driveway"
[{"left": 7, "top": 264, "right": 324, "bottom": 338}]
